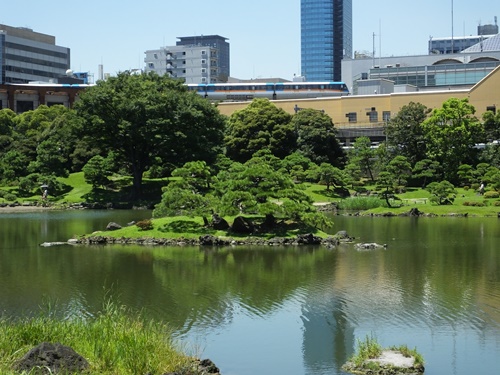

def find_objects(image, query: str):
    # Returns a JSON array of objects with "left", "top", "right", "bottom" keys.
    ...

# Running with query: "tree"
[
  {"left": 224, "top": 98, "right": 295, "bottom": 162},
  {"left": 317, "top": 163, "right": 346, "bottom": 191},
  {"left": 291, "top": 108, "right": 345, "bottom": 166},
  {"left": 214, "top": 154, "right": 330, "bottom": 229},
  {"left": 385, "top": 102, "right": 430, "bottom": 165},
  {"left": 412, "top": 159, "right": 440, "bottom": 187},
  {"left": 482, "top": 109, "right": 500, "bottom": 142},
  {"left": 171, "top": 160, "right": 213, "bottom": 190},
  {"left": 75, "top": 71, "right": 225, "bottom": 200},
  {"left": 375, "top": 171, "right": 398, "bottom": 208},
  {"left": 82, "top": 155, "right": 113, "bottom": 188},
  {"left": 422, "top": 98, "right": 484, "bottom": 183},
  {"left": 0, "top": 109, "right": 16, "bottom": 154},
  {"left": 385, "top": 155, "right": 412, "bottom": 188},
  {"left": 426, "top": 181, "right": 457, "bottom": 205},
  {"left": 347, "top": 137, "right": 377, "bottom": 181},
  {"left": 280, "top": 152, "right": 316, "bottom": 183}
]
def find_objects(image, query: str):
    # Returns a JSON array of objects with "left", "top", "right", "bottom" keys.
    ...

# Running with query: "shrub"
[
  {"left": 136, "top": 219, "right": 153, "bottom": 231},
  {"left": 494, "top": 200, "right": 500, "bottom": 206},
  {"left": 483, "top": 190, "right": 500, "bottom": 199},
  {"left": 463, "top": 201, "right": 486, "bottom": 207},
  {"left": 337, "top": 196, "right": 384, "bottom": 210}
]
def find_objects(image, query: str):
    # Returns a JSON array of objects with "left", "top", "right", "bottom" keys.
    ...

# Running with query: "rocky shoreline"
[{"left": 72, "top": 231, "right": 355, "bottom": 248}]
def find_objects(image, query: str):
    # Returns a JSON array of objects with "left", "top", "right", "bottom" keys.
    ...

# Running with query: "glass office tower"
[{"left": 301, "top": 0, "right": 352, "bottom": 82}]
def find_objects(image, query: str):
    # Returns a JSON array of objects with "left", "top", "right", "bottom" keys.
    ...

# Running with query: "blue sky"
[{"left": 1, "top": 1, "right": 498, "bottom": 81}]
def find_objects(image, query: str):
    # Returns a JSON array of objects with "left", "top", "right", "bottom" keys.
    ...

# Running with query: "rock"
[
  {"left": 231, "top": 216, "right": 255, "bottom": 234},
  {"left": 40, "top": 242, "right": 69, "bottom": 247},
  {"left": 343, "top": 349, "right": 424, "bottom": 375},
  {"left": 334, "top": 230, "right": 354, "bottom": 242},
  {"left": 105, "top": 222, "right": 122, "bottom": 231},
  {"left": 211, "top": 214, "right": 230, "bottom": 230},
  {"left": 355, "top": 242, "right": 387, "bottom": 250},
  {"left": 199, "top": 235, "right": 230, "bottom": 246},
  {"left": 13, "top": 342, "right": 89, "bottom": 374},
  {"left": 296, "top": 233, "right": 322, "bottom": 245}
]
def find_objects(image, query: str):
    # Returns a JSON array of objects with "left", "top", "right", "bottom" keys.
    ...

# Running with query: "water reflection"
[{"left": 1, "top": 211, "right": 500, "bottom": 374}]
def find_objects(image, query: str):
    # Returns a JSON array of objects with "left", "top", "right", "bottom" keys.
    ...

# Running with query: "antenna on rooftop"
[{"left": 451, "top": 0, "right": 454, "bottom": 53}]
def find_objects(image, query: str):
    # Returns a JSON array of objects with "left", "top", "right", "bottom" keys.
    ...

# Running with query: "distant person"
[{"left": 478, "top": 182, "right": 485, "bottom": 195}]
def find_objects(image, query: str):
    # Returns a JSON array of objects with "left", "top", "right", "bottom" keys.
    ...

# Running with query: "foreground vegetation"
[
  {"left": 0, "top": 300, "right": 196, "bottom": 375},
  {"left": 342, "top": 334, "right": 424, "bottom": 374}
]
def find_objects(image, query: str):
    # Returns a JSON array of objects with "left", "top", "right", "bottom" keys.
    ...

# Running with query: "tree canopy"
[
  {"left": 224, "top": 98, "right": 294, "bottom": 162},
  {"left": 75, "top": 71, "right": 226, "bottom": 199},
  {"left": 422, "top": 98, "right": 484, "bottom": 183}
]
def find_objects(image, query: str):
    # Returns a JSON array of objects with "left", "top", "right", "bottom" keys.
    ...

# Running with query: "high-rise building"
[
  {"left": 301, "top": 0, "right": 352, "bottom": 82},
  {"left": 0, "top": 24, "right": 70, "bottom": 85},
  {"left": 144, "top": 35, "right": 229, "bottom": 84}
]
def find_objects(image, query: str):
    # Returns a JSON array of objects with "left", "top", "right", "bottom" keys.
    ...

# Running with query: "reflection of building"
[
  {"left": 0, "top": 24, "right": 70, "bottom": 85},
  {"left": 301, "top": 0, "right": 352, "bottom": 82},
  {"left": 144, "top": 35, "right": 229, "bottom": 84}
]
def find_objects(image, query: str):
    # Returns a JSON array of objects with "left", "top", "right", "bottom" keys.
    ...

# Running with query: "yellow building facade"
[{"left": 217, "top": 66, "right": 500, "bottom": 130}]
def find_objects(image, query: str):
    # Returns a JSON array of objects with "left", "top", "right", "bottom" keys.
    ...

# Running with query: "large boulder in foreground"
[{"left": 13, "top": 342, "right": 89, "bottom": 374}]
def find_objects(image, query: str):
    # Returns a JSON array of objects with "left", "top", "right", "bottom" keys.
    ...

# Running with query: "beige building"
[{"left": 217, "top": 65, "right": 500, "bottom": 141}]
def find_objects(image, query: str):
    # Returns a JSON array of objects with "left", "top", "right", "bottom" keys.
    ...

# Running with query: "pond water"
[{"left": 0, "top": 209, "right": 499, "bottom": 375}]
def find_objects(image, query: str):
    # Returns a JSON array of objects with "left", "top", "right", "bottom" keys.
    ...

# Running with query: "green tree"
[
  {"left": 375, "top": 171, "right": 398, "bottom": 208},
  {"left": 0, "top": 109, "right": 16, "bottom": 154},
  {"left": 347, "top": 137, "right": 377, "bottom": 181},
  {"left": 280, "top": 152, "right": 316, "bottom": 183},
  {"left": 291, "top": 108, "right": 344, "bottom": 166},
  {"left": 171, "top": 160, "right": 213, "bottom": 190},
  {"left": 82, "top": 155, "right": 113, "bottom": 188},
  {"left": 412, "top": 159, "right": 440, "bottom": 187},
  {"left": 482, "top": 109, "right": 500, "bottom": 142},
  {"left": 426, "top": 180, "right": 457, "bottom": 205},
  {"left": 385, "top": 102, "right": 430, "bottom": 164},
  {"left": 153, "top": 179, "right": 215, "bottom": 220},
  {"left": 317, "top": 163, "right": 346, "bottom": 191},
  {"left": 224, "top": 98, "right": 294, "bottom": 162},
  {"left": 422, "top": 98, "right": 484, "bottom": 183},
  {"left": 214, "top": 154, "right": 330, "bottom": 229},
  {"left": 75, "top": 71, "right": 226, "bottom": 199},
  {"left": 385, "top": 155, "right": 412, "bottom": 188}
]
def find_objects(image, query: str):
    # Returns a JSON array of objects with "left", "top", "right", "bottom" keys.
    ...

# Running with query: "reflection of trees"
[{"left": 150, "top": 246, "right": 340, "bottom": 332}]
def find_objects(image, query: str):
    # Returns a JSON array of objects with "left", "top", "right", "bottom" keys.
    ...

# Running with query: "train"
[{"left": 186, "top": 81, "right": 349, "bottom": 101}]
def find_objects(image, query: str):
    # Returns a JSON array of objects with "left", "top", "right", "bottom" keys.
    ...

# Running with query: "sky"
[{"left": 1, "top": 1, "right": 499, "bottom": 81}]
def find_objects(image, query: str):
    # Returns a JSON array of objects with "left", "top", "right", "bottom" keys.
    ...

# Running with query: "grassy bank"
[
  {"left": 2, "top": 173, "right": 500, "bottom": 218},
  {"left": 0, "top": 300, "right": 195, "bottom": 375},
  {"left": 82, "top": 215, "right": 330, "bottom": 241}
]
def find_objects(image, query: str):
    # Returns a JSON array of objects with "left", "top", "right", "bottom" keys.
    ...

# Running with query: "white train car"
[{"left": 186, "top": 82, "right": 349, "bottom": 101}]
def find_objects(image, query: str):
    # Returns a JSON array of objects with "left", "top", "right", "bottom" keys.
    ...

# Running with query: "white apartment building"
[{"left": 145, "top": 43, "right": 226, "bottom": 84}]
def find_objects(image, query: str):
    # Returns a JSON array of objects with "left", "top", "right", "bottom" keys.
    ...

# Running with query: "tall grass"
[
  {"left": 0, "top": 299, "right": 195, "bottom": 375},
  {"left": 337, "top": 196, "right": 385, "bottom": 211}
]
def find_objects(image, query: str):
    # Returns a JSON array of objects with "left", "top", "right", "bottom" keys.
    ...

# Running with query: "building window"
[
  {"left": 345, "top": 112, "right": 357, "bottom": 123},
  {"left": 382, "top": 111, "right": 391, "bottom": 122},
  {"left": 201, "top": 59, "right": 206, "bottom": 64},
  {"left": 201, "top": 50, "right": 206, "bottom": 55},
  {"left": 486, "top": 105, "right": 496, "bottom": 114},
  {"left": 366, "top": 107, "right": 378, "bottom": 122},
  {"left": 201, "top": 68, "right": 206, "bottom": 73},
  {"left": 153, "top": 53, "right": 158, "bottom": 59},
  {"left": 148, "top": 63, "right": 155, "bottom": 68}
]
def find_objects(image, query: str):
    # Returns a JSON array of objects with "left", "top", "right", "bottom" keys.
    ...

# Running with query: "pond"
[{"left": 0, "top": 209, "right": 499, "bottom": 375}]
